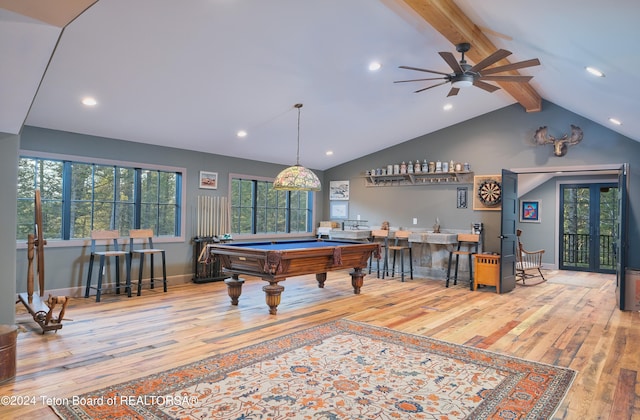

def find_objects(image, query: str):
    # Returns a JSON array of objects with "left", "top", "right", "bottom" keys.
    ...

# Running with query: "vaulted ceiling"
[{"left": 2, "top": 0, "right": 638, "bottom": 170}]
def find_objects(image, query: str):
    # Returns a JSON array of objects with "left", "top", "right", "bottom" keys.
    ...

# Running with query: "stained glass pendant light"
[{"left": 273, "top": 103, "right": 321, "bottom": 191}]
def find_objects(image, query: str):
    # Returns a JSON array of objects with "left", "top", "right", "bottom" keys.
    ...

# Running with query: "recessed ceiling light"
[
  {"left": 236, "top": 130, "right": 247, "bottom": 138},
  {"left": 325, "top": 150, "right": 334, "bottom": 156},
  {"left": 368, "top": 62, "right": 381, "bottom": 71},
  {"left": 443, "top": 103, "right": 453, "bottom": 111},
  {"left": 608, "top": 118, "right": 622, "bottom": 126},
  {"left": 586, "top": 66, "right": 604, "bottom": 77},
  {"left": 81, "top": 97, "right": 97, "bottom": 106}
]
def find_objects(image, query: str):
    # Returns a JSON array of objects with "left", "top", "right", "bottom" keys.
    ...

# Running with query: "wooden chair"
[
  {"left": 388, "top": 230, "right": 413, "bottom": 282},
  {"left": 446, "top": 233, "right": 480, "bottom": 290},
  {"left": 516, "top": 229, "right": 546, "bottom": 284},
  {"left": 129, "top": 229, "right": 167, "bottom": 296},
  {"left": 368, "top": 229, "right": 389, "bottom": 278},
  {"left": 84, "top": 230, "right": 131, "bottom": 302}
]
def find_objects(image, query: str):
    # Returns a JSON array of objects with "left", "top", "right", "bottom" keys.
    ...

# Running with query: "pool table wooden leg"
[
  {"left": 262, "top": 282, "right": 285, "bottom": 315},
  {"left": 350, "top": 268, "right": 365, "bottom": 294},
  {"left": 315, "top": 273, "right": 327, "bottom": 288},
  {"left": 224, "top": 274, "right": 245, "bottom": 305}
]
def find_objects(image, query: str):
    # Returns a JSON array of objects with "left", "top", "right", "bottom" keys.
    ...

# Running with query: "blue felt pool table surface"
[{"left": 226, "top": 239, "right": 364, "bottom": 250}]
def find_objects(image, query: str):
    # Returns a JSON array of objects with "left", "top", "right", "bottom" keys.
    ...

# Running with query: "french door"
[{"left": 559, "top": 183, "right": 618, "bottom": 273}]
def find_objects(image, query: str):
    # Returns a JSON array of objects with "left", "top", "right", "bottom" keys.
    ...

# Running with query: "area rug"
[{"left": 51, "top": 319, "right": 575, "bottom": 419}]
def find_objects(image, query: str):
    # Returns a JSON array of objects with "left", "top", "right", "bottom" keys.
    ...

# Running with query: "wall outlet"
[
  {"left": 357, "top": 214, "right": 361, "bottom": 220},
  {"left": 412, "top": 217, "right": 418, "bottom": 225}
]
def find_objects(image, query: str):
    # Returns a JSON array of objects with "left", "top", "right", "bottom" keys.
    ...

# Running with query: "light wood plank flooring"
[{"left": 2, "top": 269, "right": 638, "bottom": 419}]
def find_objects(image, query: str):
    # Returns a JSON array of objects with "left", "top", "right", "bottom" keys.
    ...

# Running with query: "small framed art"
[
  {"left": 330, "top": 201, "right": 349, "bottom": 219},
  {"left": 329, "top": 180, "right": 349, "bottom": 200},
  {"left": 199, "top": 171, "right": 218, "bottom": 189},
  {"left": 520, "top": 200, "right": 541, "bottom": 223},
  {"left": 457, "top": 187, "right": 468, "bottom": 209}
]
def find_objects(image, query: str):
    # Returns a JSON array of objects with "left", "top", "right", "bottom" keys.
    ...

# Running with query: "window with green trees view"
[
  {"left": 17, "top": 155, "right": 182, "bottom": 240},
  {"left": 230, "top": 177, "right": 313, "bottom": 235}
]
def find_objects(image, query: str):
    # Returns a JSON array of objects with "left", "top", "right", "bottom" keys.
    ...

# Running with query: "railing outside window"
[{"left": 562, "top": 233, "right": 615, "bottom": 270}]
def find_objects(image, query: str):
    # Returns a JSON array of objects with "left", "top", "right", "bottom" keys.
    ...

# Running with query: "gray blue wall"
[
  {"left": 324, "top": 101, "right": 639, "bottom": 266},
  {"left": 2, "top": 100, "right": 639, "bottom": 325},
  {"left": 0, "top": 133, "right": 19, "bottom": 325},
  {"left": 6, "top": 126, "right": 326, "bottom": 326}
]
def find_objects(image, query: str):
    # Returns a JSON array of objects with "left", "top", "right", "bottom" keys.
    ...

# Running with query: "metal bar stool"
[
  {"left": 129, "top": 229, "right": 167, "bottom": 296},
  {"left": 84, "top": 230, "right": 131, "bottom": 302},
  {"left": 368, "top": 229, "right": 389, "bottom": 278},
  {"left": 446, "top": 233, "right": 480, "bottom": 290},
  {"left": 389, "top": 230, "right": 413, "bottom": 282}
]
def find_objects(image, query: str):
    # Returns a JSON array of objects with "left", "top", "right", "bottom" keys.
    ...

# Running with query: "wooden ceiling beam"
[
  {"left": 400, "top": 0, "right": 542, "bottom": 112},
  {"left": 0, "top": 0, "right": 97, "bottom": 28}
]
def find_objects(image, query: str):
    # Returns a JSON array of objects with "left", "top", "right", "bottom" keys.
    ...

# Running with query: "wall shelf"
[{"left": 364, "top": 171, "right": 474, "bottom": 187}]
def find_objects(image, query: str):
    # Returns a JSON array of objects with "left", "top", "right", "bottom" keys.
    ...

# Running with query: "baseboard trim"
[{"left": 16, "top": 274, "right": 195, "bottom": 300}]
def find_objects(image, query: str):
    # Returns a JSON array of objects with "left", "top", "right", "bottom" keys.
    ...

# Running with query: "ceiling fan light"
[{"left": 452, "top": 79, "right": 473, "bottom": 88}]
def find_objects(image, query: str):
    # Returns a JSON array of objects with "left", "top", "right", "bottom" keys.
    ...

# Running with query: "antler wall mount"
[{"left": 534, "top": 125, "right": 584, "bottom": 157}]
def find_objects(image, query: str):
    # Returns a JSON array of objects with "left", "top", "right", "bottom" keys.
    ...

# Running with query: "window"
[
  {"left": 17, "top": 154, "right": 182, "bottom": 241},
  {"left": 230, "top": 176, "right": 313, "bottom": 235}
]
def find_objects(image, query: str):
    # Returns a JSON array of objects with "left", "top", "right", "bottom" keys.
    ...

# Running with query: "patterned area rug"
[{"left": 51, "top": 320, "right": 575, "bottom": 419}]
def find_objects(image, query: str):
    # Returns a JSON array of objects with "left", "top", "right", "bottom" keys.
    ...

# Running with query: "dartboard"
[{"left": 478, "top": 179, "right": 502, "bottom": 206}]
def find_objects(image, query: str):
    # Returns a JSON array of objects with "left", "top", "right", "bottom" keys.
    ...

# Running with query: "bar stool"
[
  {"left": 85, "top": 230, "right": 131, "bottom": 302},
  {"left": 129, "top": 229, "right": 167, "bottom": 296},
  {"left": 368, "top": 229, "right": 389, "bottom": 278},
  {"left": 389, "top": 230, "right": 413, "bottom": 282},
  {"left": 446, "top": 233, "right": 480, "bottom": 290}
]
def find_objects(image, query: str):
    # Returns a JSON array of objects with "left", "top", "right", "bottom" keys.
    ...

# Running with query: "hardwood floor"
[{"left": 3, "top": 269, "right": 638, "bottom": 419}]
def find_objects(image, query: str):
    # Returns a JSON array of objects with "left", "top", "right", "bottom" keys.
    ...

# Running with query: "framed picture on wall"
[
  {"left": 330, "top": 201, "right": 349, "bottom": 219},
  {"left": 457, "top": 187, "right": 468, "bottom": 209},
  {"left": 329, "top": 180, "right": 350, "bottom": 200},
  {"left": 199, "top": 171, "right": 218, "bottom": 189},
  {"left": 520, "top": 200, "right": 541, "bottom": 223}
]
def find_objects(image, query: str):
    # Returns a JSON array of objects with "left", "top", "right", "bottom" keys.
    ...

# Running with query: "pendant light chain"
[
  {"left": 272, "top": 102, "right": 321, "bottom": 191},
  {"left": 295, "top": 103, "right": 303, "bottom": 166}
]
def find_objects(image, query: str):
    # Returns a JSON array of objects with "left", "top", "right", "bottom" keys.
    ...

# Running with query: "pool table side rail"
[{"left": 210, "top": 242, "right": 379, "bottom": 280}]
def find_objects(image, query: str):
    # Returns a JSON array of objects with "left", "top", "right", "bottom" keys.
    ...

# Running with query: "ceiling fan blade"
[
  {"left": 399, "top": 65, "right": 450, "bottom": 76},
  {"left": 473, "top": 80, "right": 501, "bottom": 93},
  {"left": 468, "top": 49, "right": 512, "bottom": 73},
  {"left": 439, "top": 52, "right": 463, "bottom": 73},
  {"left": 414, "top": 80, "right": 450, "bottom": 93},
  {"left": 447, "top": 87, "right": 460, "bottom": 97},
  {"left": 480, "top": 58, "right": 541, "bottom": 75},
  {"left": 481, "top": 75, "right": 533, "bottom": 82},
  {"left": 394, "top": 77, "right": 448, "bottom": 84}
]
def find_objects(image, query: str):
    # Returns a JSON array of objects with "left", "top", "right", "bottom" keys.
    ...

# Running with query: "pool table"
[{"left": 209, "top": 239, "right": 380, "bottom": 314}]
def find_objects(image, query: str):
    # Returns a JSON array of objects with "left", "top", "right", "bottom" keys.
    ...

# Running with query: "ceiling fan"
[{"left": 395, "top": 42, "right": 540, "bottom": 96}]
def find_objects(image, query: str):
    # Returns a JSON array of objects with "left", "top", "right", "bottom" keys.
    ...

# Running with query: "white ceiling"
[{"left": 2, "top": 0, "right": 639, "bottom": 171}]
